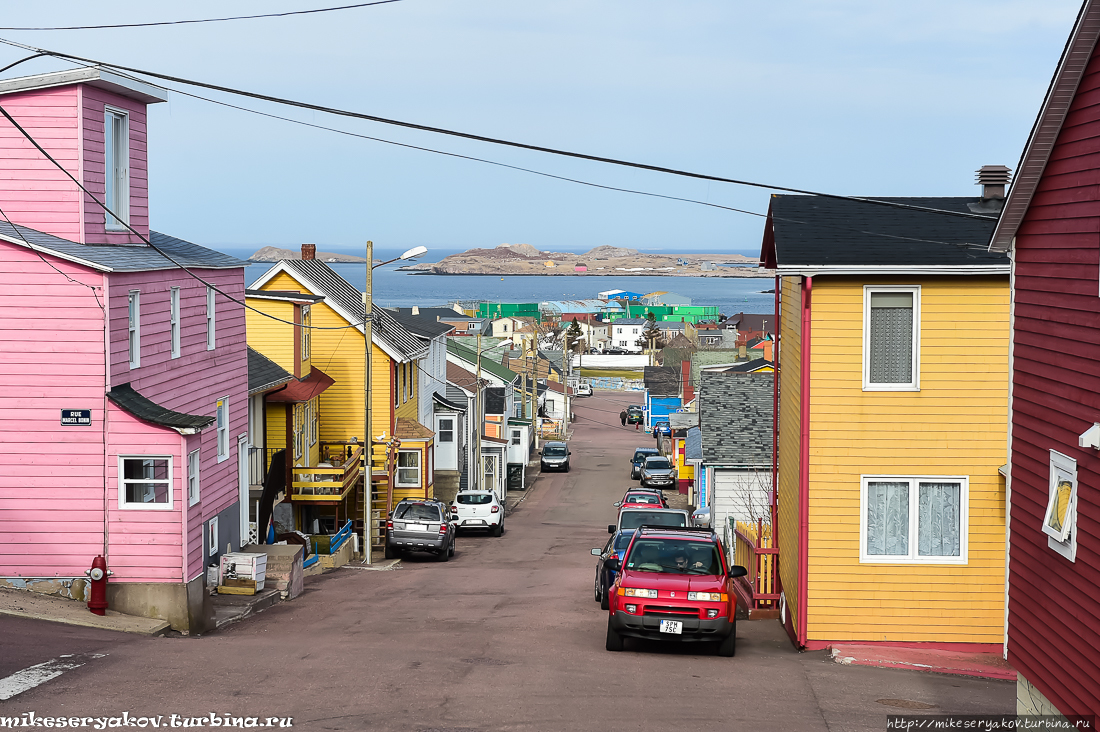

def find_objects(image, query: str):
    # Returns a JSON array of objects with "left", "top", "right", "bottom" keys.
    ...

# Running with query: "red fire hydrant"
[{"left": 85, "top": 555, "right": 112, "bottom": 616}]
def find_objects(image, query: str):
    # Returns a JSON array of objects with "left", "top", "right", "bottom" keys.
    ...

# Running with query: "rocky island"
[
  {"left": 249, "top": 246, "right": 368, "bottom": 263},
  {"left": 401, "top": 243, "right": 771, "bottom": 277}
]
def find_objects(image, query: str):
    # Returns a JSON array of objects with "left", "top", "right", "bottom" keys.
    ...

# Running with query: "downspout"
[
  {"left": 798, "top": 276, "right": 812, "bottom": 649},
  {"left": 772, "top": 275, "right": 780, "bottom": 552},
  {"left": 1003, "top": 242, "right": 1016, "bottom": 660},
  {"left": 101, "top": 274, "right": 110, "bottom": 564}
]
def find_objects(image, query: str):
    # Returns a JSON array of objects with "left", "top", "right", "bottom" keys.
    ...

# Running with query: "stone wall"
[{"left": 1017, "top": 673, "right": 1067, "bottom": 719}]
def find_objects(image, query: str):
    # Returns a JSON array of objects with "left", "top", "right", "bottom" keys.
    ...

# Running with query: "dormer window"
[{"left": 104, "top": 107, "right": 129, "bottom": 230}]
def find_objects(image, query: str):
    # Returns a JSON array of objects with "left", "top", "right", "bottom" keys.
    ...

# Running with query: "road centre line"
[{"left": 0, "top": 653, "right": 106, "bottom": 701}]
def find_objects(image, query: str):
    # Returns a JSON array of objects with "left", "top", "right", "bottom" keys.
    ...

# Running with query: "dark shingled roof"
[
  {"left": 107, "top": 383, "right": 215, "bottom": 433},
  {"left": 699, "top": 372, "right": 773, "bottom": 466},
  {"left": 685, "top": 426, "right": 702, "bottom": 462},
  {"left": 763, "top": 195, "right": 1008, "bottom": 268},
  {"left": 644, "top": 366, "right": 680, "bottom": 396},
  {"left": 277, "top": 259, "right": 425, "bottom": 359},
  {"left": 247, "top": 347, "right": 293, "bottom": 395},
  {"left": 726, "top": 358, "right": 773, "bottom": 373},
  {"left": 245, "top": 289, "right": 323, "bottom": 303},
  {"left": 0, "top": 222, "right": 247, "bottom": 272},
  {"left": 387, "top": 309, "right": 454, "bottom": 339}
]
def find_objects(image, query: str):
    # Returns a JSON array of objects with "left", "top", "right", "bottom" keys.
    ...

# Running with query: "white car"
[
  {"left": 450, "top": 491, "right": 505, "bottom": 536},
  {"left": 575, "top": 383, "right": 593, "bottom": 397}
]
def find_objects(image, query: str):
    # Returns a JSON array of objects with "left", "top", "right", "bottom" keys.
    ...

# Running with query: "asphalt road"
[{"left": 0, "top": 390, "right": 1013, "bottom": 731}]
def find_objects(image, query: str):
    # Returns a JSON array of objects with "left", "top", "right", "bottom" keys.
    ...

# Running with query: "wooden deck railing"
[
  {"left": 731, "top": 519, "right": 779, "bottom": 609},
  {"left": 289, "top": 445, "right": 364, "bottom": 502}
]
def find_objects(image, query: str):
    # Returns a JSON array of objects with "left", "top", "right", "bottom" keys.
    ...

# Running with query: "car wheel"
[
  {"left": 449, "top": 537, "right": 456, "bottom": 557},
  {"left": 594, "top": 573, "right": 602, "bottom": 603},
  {"left": 384, "top": 543, "right": 397, "bottom": 560},
  {"left": 564, "top": 464, "right": 570, "bottom": 473},
  {"left": 605, "top": 621, "right": 624, "bottom": 652},
  {"left": 600, "top": 579, "right": 610, "bottom": 611},
  {"left": 492, "top": 521, "right": 502, "bottom": 537},
  {"left": 438, "top": 543, "right": 451, "bottom": 562},
  {"left": 717, "top": 623, "right": 736, "bottom": 657}
]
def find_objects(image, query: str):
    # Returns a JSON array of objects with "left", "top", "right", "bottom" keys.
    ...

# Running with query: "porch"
[{"left": 728, "top": 519, "right": 780, "bottom": 619}]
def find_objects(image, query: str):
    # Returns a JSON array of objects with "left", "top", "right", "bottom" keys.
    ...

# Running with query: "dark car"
[
  {"left": 540, "top": 441, "right": 571, "bottom": 472},
  {"left": 652, "top": 420, "right": 671, "bottom": 437},
  {"left": 640, "top": 455, "right": 676, "bottom": 490},
  {"left": 629, "top": 447, "right": 660, "bottom": 479},
  {"left": 591, "top": 529, "right": 635, "bottom": 610},
  {"left": 626, "top": 405, "right": 645, "bottom": 425},
  {"left": 604, "top": 526, "right": 747, "bottom": 656},
  {"left": 385, "top": 499, "right": 456, "bottom": 561}
]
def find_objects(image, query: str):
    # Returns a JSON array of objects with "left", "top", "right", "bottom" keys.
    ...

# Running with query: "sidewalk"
[
  {"left": 0, "top": 589, "right": 169, "bottom": 636},
  {"left": 829, "top": 643, "right": 1016, "bottom": 680}
]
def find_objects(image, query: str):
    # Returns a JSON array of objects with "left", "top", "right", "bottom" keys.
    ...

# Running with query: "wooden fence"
[{"left": 731, "top": 518, "right": 779, "bottom": 610}]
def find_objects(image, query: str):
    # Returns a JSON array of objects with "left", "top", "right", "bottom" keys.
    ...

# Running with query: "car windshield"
[
  {"left": 613, "top": 532, "right": 636, "bottom": 551},
  {"left": 543, "top": 445, "right": 567, "bottom": 457},
  {"left": 645, "top": 458, "right": 671, "bottom": 470},
  {"left": 624, "top": 538, "right": 724, "bottom": 575},
  {"left": 457, "top": 494, "right": 493, "bottom": 505},
  {"left": 632, "top": 451, "right": 657, "bottom": 462},
  {"left": 624, "top": 494, "right": 661, "bottom": 505},
  {"left": 395, "top": 503, "right": 441, "bottom": 521},
  {"left": 619, "top": 511, "right": 686, "bottom": 530}
]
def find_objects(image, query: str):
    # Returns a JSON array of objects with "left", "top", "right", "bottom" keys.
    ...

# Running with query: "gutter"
[{"left": 798, "top": 276, "right": 812, "bottom": 649}]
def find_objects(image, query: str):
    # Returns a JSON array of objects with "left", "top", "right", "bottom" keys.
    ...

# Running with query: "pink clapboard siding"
[
  {"left": 105, "top": 404, "right": 184, "bottom": 583},
  {"left": 0, "top": 86, "right": 83, "bottom": 243},
  {"left": 108, "top": 266, "right": 248, "bottom": 582},
  {"left": 0, "top": 239, "right": 107, "bottom": 577},
  {"left": 81, "top": 85, "right": 148, "bottom": 245}
]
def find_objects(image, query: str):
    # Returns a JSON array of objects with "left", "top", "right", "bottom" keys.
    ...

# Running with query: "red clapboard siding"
[{"left": 1008, "top": 37, "right": 1100, "bottom": 720}]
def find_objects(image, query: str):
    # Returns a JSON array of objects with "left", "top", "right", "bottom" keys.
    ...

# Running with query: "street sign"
[{"left": 61, "top": 409, "right": 92, "bottom": 426}]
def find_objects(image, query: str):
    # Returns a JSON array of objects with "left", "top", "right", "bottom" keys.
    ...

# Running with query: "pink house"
[{"left": 0, "top": 68, "right": 249, "bottom": 633}]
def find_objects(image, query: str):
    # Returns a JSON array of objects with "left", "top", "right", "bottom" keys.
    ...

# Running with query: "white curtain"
[
  {"left": 866, "top": 481, "right": 908, "bottom": 555},
  {"left": 918, "top": 482, "right": 961, "bottom": 556}
]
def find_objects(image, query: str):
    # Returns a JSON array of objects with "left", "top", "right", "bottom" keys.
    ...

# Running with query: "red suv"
[{"left": 604, "top": 526, "right": 747, "bottom": 656}]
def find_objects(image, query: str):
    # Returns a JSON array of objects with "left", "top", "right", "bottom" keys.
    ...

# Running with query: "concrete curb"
[
  {"left": 828, "top": 644, "right": 1016, "bottom": 681},
  {"left": 0, "top": 589, "right": 169, "bottom": 636}
]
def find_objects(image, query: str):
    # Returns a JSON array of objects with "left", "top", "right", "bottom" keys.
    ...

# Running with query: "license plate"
[
  {"left": 659, "top": 620, "right": 683, "bottom": 634},
  {"left": 406, "top": 523, "right": 429, "bottom": 531}
]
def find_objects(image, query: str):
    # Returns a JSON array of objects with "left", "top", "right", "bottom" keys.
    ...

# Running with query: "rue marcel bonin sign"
[{"left": 61, "top": 409, "right": 92, "bottom": 426}]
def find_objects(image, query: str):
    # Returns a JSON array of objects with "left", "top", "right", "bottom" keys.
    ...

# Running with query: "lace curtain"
[
  {"left": 869, "top": 302, "right": 913, "bottom": 383},
  {"left": 917, "top": 482, "right": 961, "bottom": 556},
  {"left": 866, "top": 481, "right": 908, "bottom": 555}
]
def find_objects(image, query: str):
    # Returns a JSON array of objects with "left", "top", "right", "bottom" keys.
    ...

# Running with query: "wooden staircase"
[{"left": 349, "top": 442, "right": 393, "bottom": 554}]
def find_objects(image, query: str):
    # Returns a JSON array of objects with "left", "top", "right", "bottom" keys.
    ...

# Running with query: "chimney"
[
  {"left": 976, "top": 165, "right": 1011, "bottom": 200},
  {"left": 412, "top": 306, "right": 419, "bottom": 316},
  {"left": 301, "top": 243, "right": 316, "bottom": 260}
]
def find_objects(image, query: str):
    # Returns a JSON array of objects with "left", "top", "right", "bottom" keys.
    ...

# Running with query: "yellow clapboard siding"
[
  {"left": 777, "top": 275, "right": 801, "bottom": 632},
  {"left": 266, "top": 403, "right": 287, "bottom": 451},
  {"left": 245, "top": 298, "right": 298, "bottom": 376},
  {"left": 801, "top": 276, "right": 1008, "bottom": 645}
]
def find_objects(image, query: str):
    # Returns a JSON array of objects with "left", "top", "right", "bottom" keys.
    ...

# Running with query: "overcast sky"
[{"left": 0, "top": 1, "right": 1083, "bottom": 255}]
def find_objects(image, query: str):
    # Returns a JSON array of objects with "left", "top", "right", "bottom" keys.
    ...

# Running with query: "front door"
[{"left": 237, "top": 434, "right": 250, "bottom": 546}]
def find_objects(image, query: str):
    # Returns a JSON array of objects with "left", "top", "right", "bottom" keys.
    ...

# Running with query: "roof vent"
[
  {"left": 301, "top": 243, "right": 316, "bottom": 260},
  {"left": 976, "top": 165, "right": 1011, "bottom": 200}
]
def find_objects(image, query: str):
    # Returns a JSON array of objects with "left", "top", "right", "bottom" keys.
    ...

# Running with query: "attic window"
[{"left": 103, "top": 108, "right": 129, "bottom": 230}]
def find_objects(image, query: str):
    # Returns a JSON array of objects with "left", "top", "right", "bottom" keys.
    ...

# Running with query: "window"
[
  {"left": 119, "top": 457, "right": 172, "bottom": 509},
  {"left": 301, "top": 305, "right": 311, "bottom": 361},
  {"left": 206, "top": 286, "right": 216, "bottom": 350},
  {"left": 309, "top": 397, "right": 318, "bottom": 446},
  {"left": 1044, "top": 450, "right": 1078, "bottom": 562},
  {"left": 103, "top": 108, "right": 129, "bottom": 230},
  {"left": 863, "top": 286, "right": 920, "bottom": 391},
  {"left": 407, "top": 362, "right": 414, "bottom": 400},
  {"left": 860, "top": 475, "right": 968, "bottom": 564},
  {"left": 292, "top": 403, "right": 303, "bottom": 460},
  {"left": 216, "top": 397, "right": 229, "bottom": 463},
  {"left": 208, "top": 516, "right": 219, "bottom": 557},
  {"left": 482, "top": 454, "right": 497, "bottom": 490},
  {"left": 127, "top": 290, "right": 140, "bottom": 368},
  {"left": 397, "top": 450, "right": 420, "bottom": 487},
  {"left": 169, "top": 287, "right": 181, "bottom": 359},
  {"left": 511, "top": 430, "right": 521, "bottom": 446},
  {"left": 187, "top": 449, "right": 200, "bottom": 506},
  {"left": 438, "top": 418, "right": 454, "bottom": 443}
]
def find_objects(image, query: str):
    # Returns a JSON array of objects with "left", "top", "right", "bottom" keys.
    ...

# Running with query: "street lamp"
[{"left": 363, "top": 242, "right": 427, "bottom": 565}]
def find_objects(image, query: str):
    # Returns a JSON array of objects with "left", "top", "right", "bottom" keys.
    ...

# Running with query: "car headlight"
[
  {"left": 687, "top": 592, "right": 727, "bottom": 602},
  {"left": 619, "top": 587, "right": 658, "bottom": 598}
]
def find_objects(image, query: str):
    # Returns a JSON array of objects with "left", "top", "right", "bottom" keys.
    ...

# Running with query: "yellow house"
[
  {"left": 761, "top": 192, "right": 1010, "bottom": 651},
  {"left": 250, "top": 251, "right": 435, "bottom": 549}
]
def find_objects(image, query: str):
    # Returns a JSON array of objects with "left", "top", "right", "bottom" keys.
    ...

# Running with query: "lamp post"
[{"left": 363, "top": 242, "right": 427, "bottom": 565}]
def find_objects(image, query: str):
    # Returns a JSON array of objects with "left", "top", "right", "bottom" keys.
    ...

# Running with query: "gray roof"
[
  {"left": 245, "top": 289, "right": 323, "bottom": 303},
  {"left": 613, "top": 318, "right": 649, "bottom": 325},
  {"left": 107, "top": 383, "right": 215, "bottom": 434},
  {"left": 685, "top": 426, "right": 702, "bottom": 462},
  {"left": 278, "top": 259, "right": 425, "bottom": 359},
  {"left": 699, "top": 372, "right": 773, "bottom": 466},
  {"left": 644, "top": 366, "right": 680, "bottom": 396},
  {"left": 387, "top": 309, "right": 454, "bottom": 339},
  {"left": 0, "top": 221, "right": 247, "bottom": 272},
  {"left": 669, "top": 412, "right": 699, "bottom": 431},
  {"left": 727, "top": 358, "right": 773, "bottom": 373},
  {"left": 248, "top": 347, "right": 293, "bottom": 395}
]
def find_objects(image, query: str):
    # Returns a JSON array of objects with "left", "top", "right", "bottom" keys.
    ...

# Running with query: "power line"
[
  {"left": 0, "top": 37, "right": 997, "bottom": 223},
  {"left": 0, "top": 1, "right": 404, "bottom": 31}
]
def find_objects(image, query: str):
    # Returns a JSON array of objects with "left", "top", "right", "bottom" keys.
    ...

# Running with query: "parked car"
[
  {"left": 603, "top": 526, "right": 747, "bottom": 656},
  {"left": 540, "top": 441, "right": 571, "bottom": 472},
  {"left": 591, "top": 529, "right": 636, "bottom": 610},
  {"left": 575, "top": 383, "right": 593, "bottom": 397},
  {"left": 629, "top": 447, "right": 660, "bottom": 479},
  {"left": 609, "top": 507, "right": 691, "bottom": 534},
  {"left": 652, "top": 420, "right": 671, "bottom": 437},
  {"left": 450, "top": 490, "right": 504, "bottom": 536},
  {"left": 615, "top": 488, "right": 669, "bottom": 509},
  {"left": 691, "top": 506, "right": 712, "bottom": 529},
  {"left": 385, "top": 499, "right": 456, "bottom": 561},
  {"left": 640, "top": 455, "right": 676, "bottom": 490},
  {"left": 626, "top": 405, "right": 645, "bottom": 424}
]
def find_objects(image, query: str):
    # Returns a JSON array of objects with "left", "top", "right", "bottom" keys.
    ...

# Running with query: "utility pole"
[
  {"left": 475, "top": 332, "right": 482, "bottom": 490},
  {"left": 562, "top": 345, "right": 569, "bottom": 436},
  {"left": 362, "top": 240, "right": 373, "bottom": 566},
  {"left": 531, "top": 351, "right": 539, "bottom": 451}
]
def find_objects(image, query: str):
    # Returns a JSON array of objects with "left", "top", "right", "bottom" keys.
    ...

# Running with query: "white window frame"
[
  {"left": 206, "top": 286, "right": 216, "bottom": 351},
  {"left": 292, "top": 403, "right": 303, "bottom": 461},
  {"left": 187, "top": 448, "right": 200, "bottom": 506},
  {"left": 438, "top": 417, "right": 454, "bottom": 443},
  {"left": 118, "top": 456, "right": 173, "bottom": 510},
  {"left": 103, "top": 106, "right": 129, "bottom": 230},
  {"left": 216, "top": 397, "right": 230, "bottom": 463},
  {"left": 511, "top": 429, "right": 521, "bottom": 446},
  {"left": 862, "top": 285, "right": 921, "bottom": 392},
  {"left": 858, "top": 474, "right": 969, "bottom": 565},
  {"left": 396, "top": 449, "right": 421, "bottom": 487},
  {"left": 309, "top": 398, "right": 318, "bottom": 447},
  {"left": 301, "top": 305, "right": 311, "bottom": 361},
  {"left": 1044, "top": 450, "right": 1078, "bottom": 562},
  {"left": 208, "top": 516, "right": 219, "bottom": 557},
  {"left": 169, "top": 287, "right": 181, "bottom": 359},
  {"left": 127, "top": 290, "right": 140, "bottom": 368}
]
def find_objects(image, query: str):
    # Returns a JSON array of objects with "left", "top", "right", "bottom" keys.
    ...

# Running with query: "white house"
[{"left": 610, "top": 318, "right": 647, "bottom": 353}]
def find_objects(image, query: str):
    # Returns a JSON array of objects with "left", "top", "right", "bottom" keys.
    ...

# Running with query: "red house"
[{"left": 990, "top": 0, "right": 1100, "bottom": 720}]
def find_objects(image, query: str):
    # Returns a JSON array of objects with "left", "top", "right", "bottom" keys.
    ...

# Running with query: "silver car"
[
  {"left": 639, "top": 455, "right": 676, "bottom": 489},
  {"left": 385, "top": 499, "right": 456, "bottom": 561}
]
